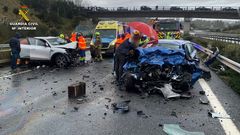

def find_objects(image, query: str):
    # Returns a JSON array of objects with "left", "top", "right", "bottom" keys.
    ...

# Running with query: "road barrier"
[
  {"left": 193, "top": 43, "right": 240, "bottom": 74},
  {"left": 0, "top": 44, "right": 11, "bottom": 65},
  {"left": 194, "top": 32, "right": 240, "bottom": 45}
]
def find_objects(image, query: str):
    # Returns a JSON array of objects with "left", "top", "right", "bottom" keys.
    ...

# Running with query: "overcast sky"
[{"left": 81, "top": 0, "right": 240, "bottom": 7}]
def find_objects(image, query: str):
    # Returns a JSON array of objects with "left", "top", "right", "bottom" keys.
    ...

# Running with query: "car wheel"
[
  {"left": 124, "top": 73, "right": 137, "bottom": 92},
  {"left": 55, "top": 54, "right": 68, "bottom": 68}
]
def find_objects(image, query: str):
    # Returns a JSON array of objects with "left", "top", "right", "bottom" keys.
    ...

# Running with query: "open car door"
[{"left": 20, "top": 38, "right": 31, "bottom": 59}]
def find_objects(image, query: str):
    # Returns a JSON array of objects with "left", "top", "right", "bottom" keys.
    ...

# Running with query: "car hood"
[
  {"left": 137, "top": 46, "right": 186, "bottom": 66},
  {"left": 53, "top": 42, "right": 77, "bottom": 49}
]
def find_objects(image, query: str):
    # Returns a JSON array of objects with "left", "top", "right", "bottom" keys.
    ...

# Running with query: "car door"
[
  {"left": 29, "top": 38, "right": 51, "bottom": 60},
  {"left": 20, "top": 38, "right": 31, "bottom": 59}
]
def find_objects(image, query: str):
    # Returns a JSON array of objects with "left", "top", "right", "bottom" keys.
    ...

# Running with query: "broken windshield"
[
  {"left": 47, "top": 38, "right": 67, "bottom": 45},
  {"left": 157, "top": 43, "right": 181, "bottom": 50}
]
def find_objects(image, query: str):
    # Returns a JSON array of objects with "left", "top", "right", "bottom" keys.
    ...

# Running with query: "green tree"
[{"left": 3, "top": 6, "right": 8, "bottom": 12}]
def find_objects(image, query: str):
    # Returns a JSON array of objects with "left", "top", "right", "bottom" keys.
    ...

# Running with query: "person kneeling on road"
[{"left": 115, "top": 30, "right": 141, "bottom": 85}]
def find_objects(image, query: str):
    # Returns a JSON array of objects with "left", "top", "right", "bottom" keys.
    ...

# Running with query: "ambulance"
[{"left": 91, "top": 21, "right": 124, "bottom": 55}]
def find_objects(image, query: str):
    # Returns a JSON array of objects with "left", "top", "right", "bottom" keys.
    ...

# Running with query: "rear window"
[{"left": 157, "top": 43, "right": 180, "bottom": 50}]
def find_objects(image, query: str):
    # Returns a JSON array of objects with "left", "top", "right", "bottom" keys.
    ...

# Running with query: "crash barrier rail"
[
  {"left": 0, "top": 44, "right": 11, "bottom": 64},
  {"left": 195, "top": 34, "right": 240, "bottom": 45},
  {"left": 85, "top": 6, "right": 240, "bottom": 12},
  {"left": 193, "top": 44, "right": 240, "bottom": 74}
]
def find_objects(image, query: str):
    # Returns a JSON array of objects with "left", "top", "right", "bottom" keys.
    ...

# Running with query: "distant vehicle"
[
  {"left": 20, "top": 37, "right": 79, "bottom": 67},
  {"left": 170, "top": 6, "right": 183, "bottom": 11},
  {"left": 91, "top": 21, "right": 124, "bottom": 55},
  {"left": 97, "top": 7, "right": 108, "bottom": 11},
  {"left": 222, "top": 7, "right": 237, "bottom": 12},
  {"left": 195, "top": 7, "right": 212, "bottom": 11},
  {"left": 117, "top": 7, "right": 128, "bottom": 11},
  {"left": 152, "top": 19, "right": 183, "bottom": 39},
  {"left": 140, "top": 6, "right": 152, "bottom": 11}
]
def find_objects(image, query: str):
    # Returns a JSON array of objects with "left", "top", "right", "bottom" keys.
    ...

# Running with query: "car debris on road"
[
  {"left": 121, "top": 42, "right": 211, "bottom": 98},
  {"left": 112, "top": 100, "right": 131, "bottom": 113},
  {"left": 199, "top": 98, "right": 209, "bottom": 105},
  {"left": 163, "top": 124, "right": 205, "bottom": 135},
  {"left": 208, "top": 111, "right": 231, "bottom": 119}
]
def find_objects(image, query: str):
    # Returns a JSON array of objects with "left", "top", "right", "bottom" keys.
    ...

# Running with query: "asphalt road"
[{"left": 0, "top": 56, "right": 240, "bottom": 135}]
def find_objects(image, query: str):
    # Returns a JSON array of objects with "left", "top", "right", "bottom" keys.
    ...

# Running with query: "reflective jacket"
[
  {"left": 70, "top": 33, "right": 77, "bottom": 42},
  {"left": 115, "top": 38, "right": 124, "bottom": 49},
  {"left": 78, "top": 36, "right": 87, "bottom": 50}
]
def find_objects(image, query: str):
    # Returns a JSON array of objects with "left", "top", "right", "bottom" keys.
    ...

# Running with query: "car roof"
[
  {"left": 158, "top": 39, "right": 190, "bottom": 46},
  {"left": 34, "top": 36, "right": 58, "bottom": 40}
]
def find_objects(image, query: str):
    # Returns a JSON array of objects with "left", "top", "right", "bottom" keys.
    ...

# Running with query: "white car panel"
[
  {"left": 20, "top": 44, "right": 30, "bottom": 59},
  {"left": 30, "top": 45, "right": 51, "bottom": 60},
  {"left": 20, "top": 37, "right": 77, "bottom": 62}
]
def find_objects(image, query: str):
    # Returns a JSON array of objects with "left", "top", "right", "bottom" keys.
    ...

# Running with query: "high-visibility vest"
[
  {"left": 78, "top": 36, "right": 87, "bottom": 50},
  {"left": 166, "top": 32, "right": 171, "bottom": 39},
  {"left": 115, "top": 38, "right": 124, "bottom": 48},
  {"left": 70, "top": 33, "right": 77, "bottom": 42},
  {"left": 175, "top": 32, "right": 180, "bottom": 39},
  {"left": 124, "top": 33, "right": 131, "bottom": 41},
  {"left": 158, "top": 32, "right": 164, "bottom": 39}
]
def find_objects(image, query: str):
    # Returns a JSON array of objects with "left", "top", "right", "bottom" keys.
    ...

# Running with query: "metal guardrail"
[
  {"left": 86, "top": 6, "right": 240, "bottom": 12},
  {"left": 193, "top": 43, "right": 240, "bottom": 74},
  {"left": 195, "top": 34, "right": 240, "bottom": 45},
  {"left": 0, "top": 44, "right": 11, "bottom": 64}
]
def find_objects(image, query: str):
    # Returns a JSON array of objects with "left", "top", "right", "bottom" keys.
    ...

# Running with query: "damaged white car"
[{"left": 20, "top": 37, "right": 79, "bottom": 67}]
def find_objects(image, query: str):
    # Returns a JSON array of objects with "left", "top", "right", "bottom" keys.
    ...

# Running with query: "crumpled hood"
[
  {"left": 124, "top": 47, "right": 186, "bottom": 70},
  {"left": 137, "top": 46, "right": 186, "bottom": 66},
  {"left": 54, "top": 42, "right": 77, "bottom": 49}
]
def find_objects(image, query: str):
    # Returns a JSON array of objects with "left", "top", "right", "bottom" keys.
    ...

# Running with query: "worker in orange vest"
[
  {"left": 77, "top": 32, "right": 87, "bottom": 64},
  {"left": 70, "top": 32, "right": 77, "bottom": 42},
  {"left": 115, "top": 34, "right": 125, "bottom": 49},
  {"left": 124, "top": 32, "right": 131, "bottom": 41}
]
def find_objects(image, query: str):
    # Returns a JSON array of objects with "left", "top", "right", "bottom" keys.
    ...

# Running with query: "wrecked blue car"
[{"left": 123, "top": 40, "right": 211, "bottom": 94}]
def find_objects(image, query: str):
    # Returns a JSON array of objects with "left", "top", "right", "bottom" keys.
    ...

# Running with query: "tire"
[
  {"left": 124, "top": 73, "right": 137, "bottom": 92},
  {"left": 54, "top": 54, "right": 68, "bottom": 68}
]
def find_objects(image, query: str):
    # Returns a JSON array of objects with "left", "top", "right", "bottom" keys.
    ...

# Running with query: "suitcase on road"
[{"left": 68, "top": 82, "right": 86, "bottom": 98}]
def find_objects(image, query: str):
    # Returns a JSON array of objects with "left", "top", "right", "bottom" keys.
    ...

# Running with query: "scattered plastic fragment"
[
  {"left": 208, "top": 111, "right": 230, "bottom": 119},
  {"left": 199, "top": 98, "right": 209, "bottom": 105},
  {"left": 112, "top": 100, "right": 130, "bottom": 113},
  {"left": 155, "top": 84, "right": 180, "bottom": 99},
  {"left": 199, "top": 91, "right": 205, "bottom": 95},
  {"left": 163, "top": 124, "right": 205, "bottom": 135},
  {"left": 137, "top": 111, "right": 148, "bottom": 118},
  {"left": 170, "top": 111, "right": 178, "bottom": 118}
]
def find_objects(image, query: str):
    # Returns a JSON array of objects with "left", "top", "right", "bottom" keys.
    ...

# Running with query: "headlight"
[
  {"left": 90, "top": 40, "right": 94, "bottom": 46},
  {"left": 110, "top": 39, "right": 117, "bottom": 46}
]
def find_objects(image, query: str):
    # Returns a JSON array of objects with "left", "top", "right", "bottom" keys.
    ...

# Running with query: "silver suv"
[{"left": 20, "top": 37, "right": 79, "bottom": 67}]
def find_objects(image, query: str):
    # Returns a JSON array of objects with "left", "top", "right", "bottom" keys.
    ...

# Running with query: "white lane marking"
[
  {"left": 0, "top": 70, "right": 32, "bottom": 79},
  {"left": 198, "top": 79, "right": 240, "bottom": 135}
]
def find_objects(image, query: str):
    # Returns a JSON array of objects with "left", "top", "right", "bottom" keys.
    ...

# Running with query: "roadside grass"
[{"left": 185, "top": 35, "right": 240, "bottom": 94}]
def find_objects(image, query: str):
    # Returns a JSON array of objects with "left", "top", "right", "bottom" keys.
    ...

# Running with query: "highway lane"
[{"left": 0, "top": 57, "right": 239, "bottom": 135}]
